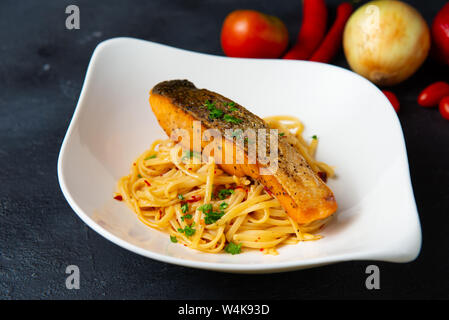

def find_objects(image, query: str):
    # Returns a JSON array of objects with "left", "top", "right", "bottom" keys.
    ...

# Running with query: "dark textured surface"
[{"left": 0, "top": 0, "right": 448, "bottom": 299}]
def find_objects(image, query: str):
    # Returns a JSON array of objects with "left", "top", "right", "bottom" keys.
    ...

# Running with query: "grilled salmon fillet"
[{"left": 149, "top": 80, "right": 337, "bottom": 224}]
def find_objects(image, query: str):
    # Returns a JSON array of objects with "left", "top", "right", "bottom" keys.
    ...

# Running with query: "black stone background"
[{"left": 0, "top": 0, "right": 448, "bottom": 299}]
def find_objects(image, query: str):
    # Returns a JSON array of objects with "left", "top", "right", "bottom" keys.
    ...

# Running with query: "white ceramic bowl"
[{"left": 58, "top": 37, "right": 421, "bottom": 273}]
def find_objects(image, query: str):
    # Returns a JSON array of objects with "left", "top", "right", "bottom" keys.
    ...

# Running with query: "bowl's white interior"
[{"left": 58, "top": 38, "right": 421, "bottom": 272}]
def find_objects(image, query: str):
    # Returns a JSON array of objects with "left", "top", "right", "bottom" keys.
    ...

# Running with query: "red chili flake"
[
  {"left": 317, "top": 171, "right": 327, "bottom": 183},
  {"left": 184, "top": 244, "right": 187, "bottom": 247},
  {"left": 260, "top": 248, "right": 264, "bottom": 252},
  {"left": 214, "top": 170, "right": 216, "bottom": 174},
  {"left": 188, "top": 168, "right": 192, "bottom": 171},
  {"left": 186, "top": 195, "right": 202, "bottom": 203},
  {"left": 144, "top": 180, "right": 151, "bottom": 186},
  {"left": 113, "top": 195, "right": 123, "bottom": 201},
  {"left": 133, "top": 163, "right": 136, "bottom": 166},
  {"left": 263, "top": 186, "right": 273, "bottom": 196}
]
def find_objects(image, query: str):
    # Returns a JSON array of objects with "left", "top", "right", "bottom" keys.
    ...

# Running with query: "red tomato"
[
  {"left": 382, "top": 90, "right": 400, "bottom": 113},
  {"left": 432, "top": 2, "right": 449, "bottom": 65},
  {"left": 221, "top": 10, "right": 288, "bottom": 58},
  {"left": 418, "top": 81, "right": 449, "bottom": 107},
  {"left": 439, "top": 96, "right": 449, "bottom": 120}
]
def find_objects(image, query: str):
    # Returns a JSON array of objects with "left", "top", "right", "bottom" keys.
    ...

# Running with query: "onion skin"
[{"left": 343, "top": 0, "right": 430, "bottom": 86}]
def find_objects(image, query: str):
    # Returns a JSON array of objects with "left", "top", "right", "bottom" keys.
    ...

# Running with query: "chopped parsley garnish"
[
  {"left": 181, "top": 214, "right": 192, "bottom": 221},
  {"left": 279, "top": 132, "right": 285, "bottom": 137},
  {"left": 170, "top": 236, "right": 178, "bottom": 243},
  {"left": 220, "top": 202, "right": 228, "bottom": 210},
  {"left": 204, "top": 100, "right": 224, "bottom": 120},
  {"left": 198, "top": 203, "right": 213, "bottom": 213},
  {"left": 198, "top": 203, "right": 224, "bottom": 224},
  {"left": 204, "top": 211, "right": 224, "bottom": 225},
  {"left": 218, "top": 189, "right": 234, "bottom": 200},
  {"left": 178, "top": 194, "right": 184, "bottom": 200},
  {"left": 226, "top": 102, "right": 238, "bottom": 111},
  {"left": 312, "top": 135, "right": 317, "bottom": 140},
  {"left": 223, "top": 114, "right": 243, "bottom": 124},
  {"left": 137, "top": 174, "right": 142, "bottom": 178},
  {"left": 204, "top": 100, "right": 215, "bottom": 109},
  {"left": 144, "top": 154, "right": 157, "bottom": 160},
  {"left": 225, "top": 242, "right": 242, "bottom": 255},
  {"left": 181, "top": 203, "right": 188, "bottom": 213},
  {"left": 204, "top": 100, "right": 240, "bottom": 121},
  {"left": 209, "top": 107, "right": 224, "bottom": 119},
  {"left": 178, "top": 223, "right": 196, "bottom": 237}
]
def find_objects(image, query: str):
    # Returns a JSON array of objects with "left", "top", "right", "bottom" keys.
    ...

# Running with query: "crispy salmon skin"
[{"left": 149, "top": 80, "right": 337, "bottom": 224}]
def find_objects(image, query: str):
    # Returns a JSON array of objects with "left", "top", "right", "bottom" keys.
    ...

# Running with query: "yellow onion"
[{"left": 343, "top": 0, "right": 430, "bottom": 86}]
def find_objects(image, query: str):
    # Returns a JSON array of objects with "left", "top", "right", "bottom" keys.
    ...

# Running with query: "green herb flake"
[
  {"left": 177, "top": 222, "right": 196, "bottom": 237},
  {"left": 181, "top": 203, "right": 189, "bottom": 213},
  {"left": 220, "top": 202, "right": 229, "bottom": 210},
  {"left": 198, "top": 203, "right": 224, "bottom": 224},
  {"left": 204, "top": 210, "right": 224, "bottom": 225},
  {"left": 198, "top": 203, "right": 213, "bottom": 213},
  {"left": 223, "top": 114, "right": 243, "bottom": 124},
  {"left": 228, "top": 102, "right": 238, "bottom": 111},
  {"left": 183, "top": 223, "right": 196, "bottom": 237},
  {"left": 218, "top": 189, "right": 234, "bottom": 200},
  {"left": 137, "top": 174, "right": 142, "bottom": 178},
  {"left": 225, "top": 242, "right": 242, "bottom": 255},
  {"left": 279, "top": 132, "right": 285, "bottom": 137},
  {"left": 209, "top": 108, "right": 224, "bottom": 119},
  {"left": 204, "top": 100, "right": 215, "bottom": 109},
  {"left": 178, "top": 194, "right": 184, "bottom": 200},
  {"left": 170, "top": 236, "right": 178, "bottom": 243},
  {"left": 312, "top": 135, "right": 317, "bottom": 140},
  {"left": 181, "top": 214, "right": 192, "bottom": 221},
  {"left": 144, "top": 154, "right": 157, "bottom": 160}
]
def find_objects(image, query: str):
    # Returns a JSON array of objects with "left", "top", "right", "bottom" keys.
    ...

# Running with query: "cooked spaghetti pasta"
[{"left": 115, "top": 115, "right": 333, "bottom": 255}]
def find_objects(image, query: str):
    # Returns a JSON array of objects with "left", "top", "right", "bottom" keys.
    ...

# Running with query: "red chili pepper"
[
  {"left": 283, "top": 0, "right": 327, "bottom": 60},
  {"left": 186, "top": 195, "right": 202, "bottom": 203},
  {"left": 439, "top": 96, "right": 449, "bottom": 120},
  {"left": 309, "top": 2, "right": 353, "bottom": 63},
  {"left": 144, "top": 180, "right": 151, "bottom": 186},
  {"left": 113, "top": 195, "right": 123, "bottom": 201},
  {"left": 263, "top": 186, "right": 273, "bottom": 196},
  {"left": 382, "top": 90, "right": 400, "bottom": 113},
  {"left": 418, "top": 81, "right": 449, "bottom": 107}
]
